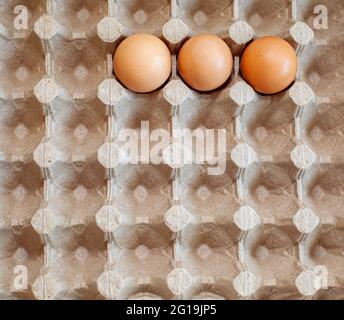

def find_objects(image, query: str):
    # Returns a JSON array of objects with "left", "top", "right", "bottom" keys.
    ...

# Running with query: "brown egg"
[
  {"left": 240, "top": 36, "right": 298, "bottom": 94},
  {"left": 178, "top": 34, "right": 233, "bottom": 92},
  {"left": 114, "top": 34, "right": 171, "bottom": 93}
]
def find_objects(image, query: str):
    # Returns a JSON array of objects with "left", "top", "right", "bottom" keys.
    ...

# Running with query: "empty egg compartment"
[
  {"left": 301, "top": 101, "right": 344, "bottom": 162},
  {"left": 32, "top": 230, "right": 106, "bottom": 300},
  {"left": 176, "top": 91, "right": 237, "bottom": 158},
  {"left": 299, "top": 0, "right": 344, "bottom": 43},
  {"left": 240, "top": 93, "right": 297, "bottom": 159},
  {"left": 49, "top": 97, "right": 106, "bottom": 159},
  {"left": 0, "top": 160, "right": 43, "bottom": 225},
  {"left": 0, "top": 97, "right": 44, "bottom": 158},
  {"left": 114, "top": 0, "right": 170, "bottom": 36},
  {"left": 0, "top": 0, "right": 45, "bottom": 37},
  {"left": 300, "top": 223, "right": 344, "bottom": 291},
  {"left": 0, "top": 34, "right": 44, "bottom": 98},
  {"left": 240, "top": 0, "right": 293, "bottom": 38},
  {"left": 49, "top": 36, "right": 107, "bottom": 98},
  {"left": 242, "top": 223, "right": 302, "bottom": 299},
  {"left": 301, "top": 164, "right": 344, "bottom": 220},
  {"left": 40, "top": 160, "right": 106, "bottom": 227},
  {"left": 114, "top": 92, "right": 171, "bottom": 129},
  {"left": 174, "top": 0, "right": 234, "bottom": 35},
  {"left": 176, "top": 223, "right": 241, "bottom": 300},
  {"left": 0, "top": 225, "right": 43, "bottom": 299},
  {"left": 98, "top": 241, "right": 175, "bottom": 300},
  {"left": 177, "top": 162, "right": 240, "bottom": 226},
  {"left": 51, "top": 0, "right": 107, "bottom": 39},
  {"left": 299, "top": 43, "right": 344, "bottom": 102},
  {"left": 113, "top": 91, "right": 172, "bottom": 155},
  {"left": 240, "top": 162, "right": 300, "bottom": 222}
]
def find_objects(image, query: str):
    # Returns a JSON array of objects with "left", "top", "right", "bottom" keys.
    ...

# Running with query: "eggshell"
[
  {"left": 114, "top": 34, "right": 171, "bottom": 93},
  {"left": 240, "top": 36, "right": 298, "bottom": 95},
  {"left": 177, "top": 34, "right": 233, "bottom": 92}
]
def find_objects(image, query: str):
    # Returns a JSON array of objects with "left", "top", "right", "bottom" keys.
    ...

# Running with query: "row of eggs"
[{"left": 114, "top": 34, "right": 298, "bottom": 95}]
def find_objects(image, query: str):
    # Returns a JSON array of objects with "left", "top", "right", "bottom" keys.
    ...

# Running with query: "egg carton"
[{"left": 0, "top": 0, "right": 343, "bottom": 300}]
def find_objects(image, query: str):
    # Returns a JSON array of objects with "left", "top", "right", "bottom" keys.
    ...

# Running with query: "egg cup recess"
[{"left": 240, "top": 36, "right": 298, "bottom": 95}]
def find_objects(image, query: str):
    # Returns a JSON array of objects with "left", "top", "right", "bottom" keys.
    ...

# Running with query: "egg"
[
  {"left": 178, "top": 34, "right": 233, "bottom": 92},
  {"left": 240, "top": 36, "right": 298, "bottom": 95},
  {"left": 114, "top": 34, "right": 171, "bottom": 93}
]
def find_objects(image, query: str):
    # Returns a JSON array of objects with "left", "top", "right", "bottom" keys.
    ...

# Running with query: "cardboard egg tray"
[{"left": 0, "top": 0, "right": 343, "bottom": 300}]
